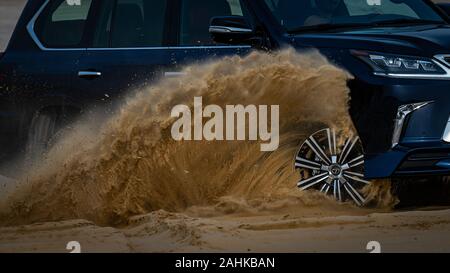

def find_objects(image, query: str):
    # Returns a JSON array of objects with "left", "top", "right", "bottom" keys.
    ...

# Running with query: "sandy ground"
[
  {"left": 0, "top": 0, "right": 450, "bottom": 254},
  {"left": 1, "top": 207, "right": 450, "bottom": 253}
]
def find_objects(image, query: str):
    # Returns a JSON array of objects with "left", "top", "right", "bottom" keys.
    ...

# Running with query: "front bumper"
[
  {"left": 365, "top": 145, "right": 450, "bottom": 178},
  {"left": 350, "top": 78, "right": 450, "bottom": 179}
]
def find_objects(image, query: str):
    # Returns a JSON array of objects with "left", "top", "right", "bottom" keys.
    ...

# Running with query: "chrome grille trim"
[
  {"left": 435, "top": 54, "right": 450, "bottom": 68},
  {"left": 444, "top": 116, "right": 450, "bottom": 143}
]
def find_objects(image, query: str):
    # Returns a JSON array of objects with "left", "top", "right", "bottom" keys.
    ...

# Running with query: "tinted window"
[
  {"left": 343, "top": 0, "right": 418, "bottom": 17},
  {"left": 92, "top": 0, "right": 115, "bottom": 48},
  {"left": 180, "top": 0, "right": 244, "bottom": 45},
  {"left": 35, "top": 0, "right": 93, "bottom": 48},
  {"left": 108, "top": 0, "right": 167, "bottom": 48},
  {"left": 263, "top": 0, "right": 444, "bottom": 31}
]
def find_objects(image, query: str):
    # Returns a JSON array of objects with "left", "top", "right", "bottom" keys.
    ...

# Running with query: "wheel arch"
[{"left": 19, "top": 95, "right": 83, "bottom": 142}]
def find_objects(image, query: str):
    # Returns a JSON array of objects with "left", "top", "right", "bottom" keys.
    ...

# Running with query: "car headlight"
[{"left": 351, "top": 50, "right": 450, "bottom": 79}]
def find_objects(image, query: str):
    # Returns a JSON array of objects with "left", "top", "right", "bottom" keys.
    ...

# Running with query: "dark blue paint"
[{"left": 0, "top": 0, "right": 449, "bottom": 179}]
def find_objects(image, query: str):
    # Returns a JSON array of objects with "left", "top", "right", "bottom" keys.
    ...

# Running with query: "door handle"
[
  {"left": 164, "top": 71, "right": 186, "bottom": 78},
  {"left": 78, "top": 71, "right": 102, "bottom": 79}
]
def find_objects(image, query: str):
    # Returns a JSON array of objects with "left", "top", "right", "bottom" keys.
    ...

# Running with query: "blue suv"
[{"left": 0, "top": 0, "right": 449, "bottom": 205}]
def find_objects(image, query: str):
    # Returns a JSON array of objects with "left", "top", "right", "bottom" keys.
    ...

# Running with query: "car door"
[
  {"left": 4, "top": 0, "right": 95, "bottom": 156},
  {"left": 74, "top": 0, "right": 173, "bottom": 109},
  {"left": 166, "top": 0, "right": 252, "bottom": 74}
]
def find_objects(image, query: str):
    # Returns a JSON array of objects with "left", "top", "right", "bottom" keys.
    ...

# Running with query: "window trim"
[
  {"left": 28, "top": 0, "right": 96, "bottom": 50},
  {"left": 27, "top": 0, "right": 84, "bottom": 51},
  {"left": 28, "top": 0, "right": 251, "bottom": 51}
]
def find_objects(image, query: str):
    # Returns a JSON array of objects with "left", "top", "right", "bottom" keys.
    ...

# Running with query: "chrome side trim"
[
  {"left": 27, "top": 0, "right": 251, "bottom": 51},
  {"left": 209, "top": 26, "right": 253, "bottom": 34},
  {"left": 392, "top": 101, "right": 433, "bottom": 148},
  {"left": 443, "top": 117, "right": 450, "bottom": 143},
  {"left": 27, "top": 0, "right": 51, "bottom": 51},
  {"left": 78, "top": 71, "right": 102, "bottom": 77},
  {"left": 85, "top": 46, "right": 251, "bottom": 51},
  {"left": 27, "top": 0, "right": 85, "bottom": 51},
  {"left": 164, "top": 72, "right": 186, "bottom": 78}
]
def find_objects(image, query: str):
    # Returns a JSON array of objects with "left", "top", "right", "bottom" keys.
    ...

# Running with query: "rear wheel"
[
  {"left": 25, "top": 108, "right": 73, "bottom": 163},
  {"left": 294, "top": 128, "right": 371, "bottom": 206}
]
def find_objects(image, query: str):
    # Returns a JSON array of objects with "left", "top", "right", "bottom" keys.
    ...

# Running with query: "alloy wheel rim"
[{"left": 294, "top": 128, "right": 370, "bottom": 206}]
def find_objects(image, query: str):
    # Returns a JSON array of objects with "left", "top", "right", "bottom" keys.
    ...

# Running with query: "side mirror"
[
  {"left": 436, "top": 3, "right": 450, "bottom": 17},
  {"left": 209, "top": 16, "right": 255, "bottom": 45}
]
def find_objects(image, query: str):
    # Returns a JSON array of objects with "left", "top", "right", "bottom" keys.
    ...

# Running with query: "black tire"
[
  {"left": 391, "top": 176, "right": 450, "bottom": 208},
  {"left": 25, "top": 109, "right": 62, "bottom": 163}
]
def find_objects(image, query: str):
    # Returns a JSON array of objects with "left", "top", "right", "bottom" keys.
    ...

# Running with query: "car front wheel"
[{"left": 294, "top": 128, "right": 371, "bottom": 206}]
